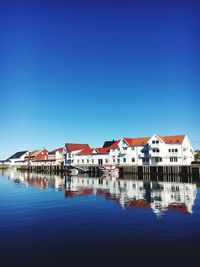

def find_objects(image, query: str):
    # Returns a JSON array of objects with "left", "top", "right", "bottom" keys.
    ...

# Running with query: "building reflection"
[
  {"left": 64, "top": 175, "right": 197, "bottom": 217},
  {"left": 5, "top": 169, "right": 198, "bottom": 217}
]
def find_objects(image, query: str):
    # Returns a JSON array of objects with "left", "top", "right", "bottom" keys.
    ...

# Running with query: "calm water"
[{"left": 0, "top": 169, "right": 200, "bottom": 266}]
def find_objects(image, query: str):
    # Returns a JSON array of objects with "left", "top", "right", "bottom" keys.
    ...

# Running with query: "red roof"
[
  {"left": 49, "top": 147, "right": 64, "bottom": 155},
  {"left": 157, "top": 135, "right": 186, "bottom": 144},
  {"left": 77, "top": 148, "right": 94, "bottom": 155},
  {"left": 95, "top": 147, "right": 109, "bottom": 154},
  {"left": 108, "top": 140, "right": 120, "bottom": 148},
  {"left": 65, "top": 143, "right": 90, "bottom": 152},
  {"left": 124, "top": 137, "right": 150, "bottom": 146}
]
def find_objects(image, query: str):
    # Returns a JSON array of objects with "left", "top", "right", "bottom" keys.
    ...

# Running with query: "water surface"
[{"left": 0, "top": 169, "right": 200, "bottom": 266}]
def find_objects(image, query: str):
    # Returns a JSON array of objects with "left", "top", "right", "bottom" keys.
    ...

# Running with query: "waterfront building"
[
  {"left": 6, "top": 151, "right": 29, "bottom": 166},
  {"left": 64, "top": 143, "right": 90, "bottom": 165},
  {"left": 48, "top": 147, "right": 65, "bottom": 165},
  {"left": 25, "top": 149, "right": 49, "bottom": 162},
  {"left": 73, "top": 147, "right": 109, "bottom": 165},
  {"left": 72, "top": 134, "right": 194, "bottom": 166}
]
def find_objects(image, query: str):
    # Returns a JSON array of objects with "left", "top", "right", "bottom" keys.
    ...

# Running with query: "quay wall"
[{"left": 15, "top": 164, "right": 200, "bottom": 177}]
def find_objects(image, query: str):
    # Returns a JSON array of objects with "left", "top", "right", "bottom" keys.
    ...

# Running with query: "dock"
[{"left": 14, "top": 164, "right": 200, "bottom": 178}]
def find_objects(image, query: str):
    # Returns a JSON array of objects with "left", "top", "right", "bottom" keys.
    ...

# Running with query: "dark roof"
[
  {"left": 103, "top": 140, "right": 116, "bottom": 148},
  {"left": 7, "top": 151, "right": 28, "bottom": 160}
]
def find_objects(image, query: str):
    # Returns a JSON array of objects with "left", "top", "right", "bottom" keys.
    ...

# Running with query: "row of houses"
[{"left": 2, "top": 134, "right": 195, "bottom": 167}]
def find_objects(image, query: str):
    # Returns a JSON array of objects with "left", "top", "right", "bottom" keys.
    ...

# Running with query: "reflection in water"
[{"left": 6, "top": 170, "right": 198, "bottom": 217}]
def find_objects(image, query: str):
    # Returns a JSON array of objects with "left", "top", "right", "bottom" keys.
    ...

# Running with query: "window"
[
  {"left": 123, "top": 158, "right": 126, "bottom": 163},
  {"left": 152, "top": 141, "right": 155, "bottom": 144},
  {"left": 113, "top": 159, "right": 115, "bottom": 163},
  {"left": 123, "top": 147, "right": 127, "bottom": 150},
  {"left": 131, "top": 147, "right": 134, "bottom": 150},
  {"left": 87, "top": 159, "right": 89, "bottom": 163},
  {"left": 172, "top": 149, "right": 174, "bottom": 152},
  {"left": 132, "top": 158, "right": 135, "bottom": 162},
  {"left": 175, "top": 149, "right": 178, "bottom": 152},
  {"left": 82, "top": 159, "right": 84, "bottom": 163},
  {"left": 105, "top": 159, "right": 108, "bottom": 163},
  {"left": 156, "top": 140, "right": 159, "bottom": 144},
  {"left": 170, "top": 157, "right": 178, "bottom": 162},
  {"left": 169, "top": 149, "right": 171, "bottom": 152},
  {"left": 155, "top": 158, "right": 162, "bottom": 162},
  {"left": 92, "top": 159, "right": 94, "bottom": 163},
  {"left": 77, "top": 160, "right": 79, "bottom": 163}
]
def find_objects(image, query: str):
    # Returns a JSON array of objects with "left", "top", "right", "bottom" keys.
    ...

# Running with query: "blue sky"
[{"left": 0, "top": 0, "right": 200, "bottom": 159}]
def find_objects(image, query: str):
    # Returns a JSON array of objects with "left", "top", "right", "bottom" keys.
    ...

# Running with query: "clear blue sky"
[{"left": 0, "top": 0, "right": 199, "bottom": 159}]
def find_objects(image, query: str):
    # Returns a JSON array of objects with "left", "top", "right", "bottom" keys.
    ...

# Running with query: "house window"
[
  {"left": 92, "top": 159, "right": 94, "bottom": 163},
  {"left": 82, "top": 159, "right": 84, "bottom": 163},
  {"left": 87, "top": 159, "right": 89, "bottom": 163},
  {"left": 156, "top": 140, "right": 159, "bottom": 144},
  {"left": 123, "top": 147, "right": 127, "bottom": 150},
  {"left": 170, "top": 157, "right": 178, "bottom": 162},
  {"left": 123, "top": 158, "right": 126, "bottom": 163},
  {"left": 175, "top": 149, "right": 178, "bottom": 152},
  {"left": 77, "top": 160, "right": 79, "bottom": 163},
  {"left": 105, "top": 159, "right": 108, "bottom": 163},
  {"left": 132, "top": 158, "right": 135, "bottom": 162},
  {"left": 113, "top": 159, "right": 115, "bottom": 163},
  {"left": 131, "top": 147, "right": 134, "bottom": 150},
  {"left": 152, "top": 141, "right": 155, "bottom": 144},
  {"left": 155, "top": 158, "right": 162, "bottom": 162},
  {"left": 169, "top": 149, "right": 171, "bottom": 152}
]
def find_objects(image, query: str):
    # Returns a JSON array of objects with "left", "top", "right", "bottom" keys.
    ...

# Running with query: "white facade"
[
  {"left": 73, "top": 150, "right": 109, "bottom": 165},
  {"left": 71, "top": 134, "right": 194, "bottom": 166},
  {"left": 65, "top": 149, "right": 86, "bottom": 165},
  {"left": 8, "top": 151, "right": 29, "bottom": 166},
  {"left": 48, "top": 148, "right": 64, "bottom": 165}
]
